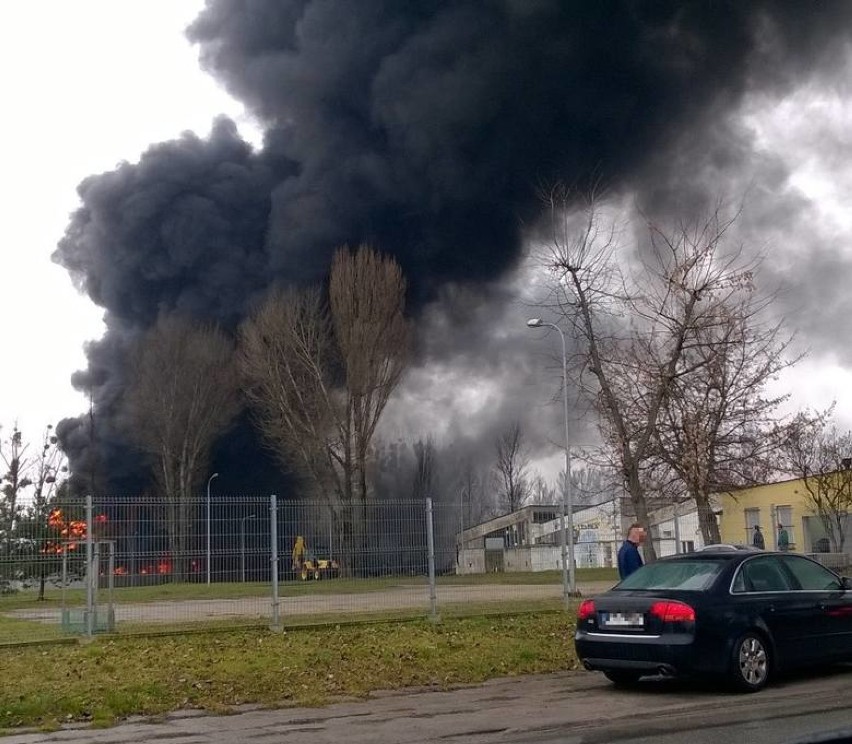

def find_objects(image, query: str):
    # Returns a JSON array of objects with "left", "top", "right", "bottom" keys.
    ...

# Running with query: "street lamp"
[
  {"left": 527, "top": 318, "right": 577, "bottom": 599},
  {"left": 206, "top": 472, "right": 219, "bottom": 585},
  {"left": 241, "top": 514, "right": 257, "bottom": 583}
]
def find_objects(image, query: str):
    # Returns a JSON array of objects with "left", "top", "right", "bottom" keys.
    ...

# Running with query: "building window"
[
  {"left": 744, "top": 507, "right": 761, "bottom": 545},
  {"left": 533, "top": 511, "right": 557, "bottom": 524},
  {"left": 744, "top": 508, "right": 760, "bottom": 529},
  {"left": 776, "top": 505, "right": 794, "bottom": 550}
]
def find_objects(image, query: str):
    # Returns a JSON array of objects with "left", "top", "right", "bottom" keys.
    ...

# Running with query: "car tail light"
[
  {"left": 650, "top": 600, "right": 696, "bottom": 623},
  {"left": 577, "top": 599, "right": 596, "bottom": 620}
]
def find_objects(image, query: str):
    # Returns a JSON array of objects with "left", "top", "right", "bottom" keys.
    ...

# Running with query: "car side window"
[
  {"left": 739, "top": 557, "right": 794, "bottom": 592},
  {"left": 781, "top": 555, "right": 842, "bottom": 591},
  {"left": 732, "top": 569, "right": 747, "bottom": 593}
]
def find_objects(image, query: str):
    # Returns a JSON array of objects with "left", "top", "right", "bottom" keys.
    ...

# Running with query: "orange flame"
[{"left": 42, "top": 508, "right": 106, "bottom": 554}]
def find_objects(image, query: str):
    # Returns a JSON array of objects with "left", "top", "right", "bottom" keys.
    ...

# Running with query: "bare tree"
[
  {"left": 556, "top": 462, "right": 616, "bottom": 508},
  {"left": 124, "top": 314, "right": 241, "bottom": 580},
  {"left": 412, "top": 437, "right": 438, "bottom": 502},
  {"left": 330, "top": 246, "right": 411, "bottom": 557},
  {"left": 445, "top": 453, "right": 495, "bottom": 527},
  {"left": 19, "top": 425, "right": 68, "bottom": 599},
  {"left": 538, "top": 189, "right": 769, "bottom": 560},
  {"left": 783, "top": 418, "right": 852, "bottom": 553},
  {"left": 494, "top": 421, "right": 531, "bottom": 514},
  {"left": 239, "top": 245, "right": 410, "bottom": 575},
  {"left": 0, "top": 424, "right": 32, "bottom": 546},
  {"left": 240, "top": 286, "right": 342, "bottom": 494},
  {"left": 649, "top": 281, "right": 801, "bottom": 544},
  {"left": 527, "top": 472, "right": 556, "bottom": 505}
]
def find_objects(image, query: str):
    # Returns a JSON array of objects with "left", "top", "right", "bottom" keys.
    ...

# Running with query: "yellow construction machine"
[{"left": 292, "top": 535, "right": 339, "bottom": 580}]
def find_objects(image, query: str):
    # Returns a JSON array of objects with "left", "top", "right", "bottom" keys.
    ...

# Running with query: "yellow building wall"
[{"left": 718, "top": 478, "right": 812, "bottom": 552}]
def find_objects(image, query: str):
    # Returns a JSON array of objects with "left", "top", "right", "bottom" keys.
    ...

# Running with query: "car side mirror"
[{"left": 842, "top": 576, "right": 852, "bottom": 591}]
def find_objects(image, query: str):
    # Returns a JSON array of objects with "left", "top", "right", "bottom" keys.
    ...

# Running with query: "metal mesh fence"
[{"left": 0, "top": 495, "right": 608, "bottom": 645}]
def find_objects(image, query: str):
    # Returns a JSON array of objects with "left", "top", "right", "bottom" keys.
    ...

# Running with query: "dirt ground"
[{"left": 5, "top": 580, "right": 616, "bottom": 626}]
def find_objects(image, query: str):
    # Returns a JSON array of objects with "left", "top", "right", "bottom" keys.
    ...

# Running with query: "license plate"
[{"left": 601, "top": 612, "right": 644, "bottom": 628}]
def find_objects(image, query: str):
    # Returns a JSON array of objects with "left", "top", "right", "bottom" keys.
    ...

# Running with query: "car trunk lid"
[{"left": 578, "top": 592, "right": 697, "bottom": 636}]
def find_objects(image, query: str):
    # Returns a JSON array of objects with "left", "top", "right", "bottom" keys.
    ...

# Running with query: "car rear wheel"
[
  {"left": 729, "top": 632, "right": 771, "bottom": 692},
  {"left": 603, "top": 670, "right": 642, "bottom": 687}
]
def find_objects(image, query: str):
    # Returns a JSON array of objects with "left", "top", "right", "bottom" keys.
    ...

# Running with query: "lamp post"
[
  {"left": 241, "top": 514, "right": 256, "bottom": 583},
  {"left": 527, "top": 318, "right": 577, "bottom": 599},
  {"left": 206, "top": 472, "right": 219, "bottom": 585}
]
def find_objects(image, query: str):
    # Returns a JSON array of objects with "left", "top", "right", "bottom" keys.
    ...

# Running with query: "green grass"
[
  {"left": 0, "top": 597, "right": 574, "bottom": 647},
  {"left": 0, "top": 616, "right": 71, "bottom": 645},
  {"left": 0, "top": 612, "right": 580, "bottom": 732}
]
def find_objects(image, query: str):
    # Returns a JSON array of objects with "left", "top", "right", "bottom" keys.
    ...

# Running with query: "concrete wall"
[
  {"left": 457, "top": 548, "right": 486, "bottom": 575},
  {"left": 504, "top": 548, "right": 531, "bottom": 572},
  {"left": 530, "top": 546, "right": 563, "bottom": 572},
  {"left": 457, "top": 546, "right": 568, "bottom": 574}
]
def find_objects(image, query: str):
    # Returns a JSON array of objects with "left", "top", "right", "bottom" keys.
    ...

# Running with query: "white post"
[
  {"left": 426, "top": 498, "right": 439, "bottom": 621},
  {"left": 556, "top": 327, "right": 577, "bottom": 598},
  {"left": 673, "top": 503, "right": 682, "bottom": 554},
  {"left": 241, "top": 514, "right": 255, "bottom": 583},
  {"left": 206, "top": 472, "right": 218, "bottom": 585},
  {"left": 270, "top": 495, "right": 280, "bottom": 629},
  {"left": 85, "top": 495, "right": 95, "bottom": 638},
  {"left": 528, "top": 318, "right": 576, "bottom": 597}
]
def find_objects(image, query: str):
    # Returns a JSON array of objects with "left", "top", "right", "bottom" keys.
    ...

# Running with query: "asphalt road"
[{"left": 4, "top": 665, "right": 851, "bottom": 743}]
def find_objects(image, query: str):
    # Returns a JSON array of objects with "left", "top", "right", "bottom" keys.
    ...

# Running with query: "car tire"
[
  {"left": 729, "top": 631, "right": 771, "bottom": 692},
  {"left": 603, "top": 670, "right": 642, "bottom": 687}
]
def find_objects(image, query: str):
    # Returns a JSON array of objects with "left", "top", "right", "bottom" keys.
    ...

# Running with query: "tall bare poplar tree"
[
  {"left": 124, "top": 314, "right": 241, "bottom": 580},
  {"left": 329, "top": 246, "right": 410, "bottom": 512},
  {"left": 239, "top": 245, "right": 410, "bottom": 574},
  {"left": 239, "top": 285, "right": 341, "bottom": 499}
]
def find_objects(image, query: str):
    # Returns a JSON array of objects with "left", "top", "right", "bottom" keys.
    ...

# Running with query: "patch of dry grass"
[{"left": 0, "top": 612, "right": 579, "bottom": 732}]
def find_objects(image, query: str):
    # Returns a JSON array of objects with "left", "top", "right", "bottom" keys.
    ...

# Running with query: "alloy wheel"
[{"left": 734, "top": 634, "right": 769, "bottom": 691}]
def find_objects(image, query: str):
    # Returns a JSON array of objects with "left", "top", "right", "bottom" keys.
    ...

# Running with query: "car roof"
[{"left": 658, "top": 549, "right": 761, "bottom": 563}]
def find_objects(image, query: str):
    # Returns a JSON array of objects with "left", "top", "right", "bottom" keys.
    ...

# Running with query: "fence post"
[
  {"left": 85, "top": 494, "right": 95, "bottom": 638},
  {"left": 673, "top": 506, "right": 681, "bottom": 554},
  {"left": 426, "top": 498, "right": 439, "bottom": 622},
  {"left": 270, "top": 494, "right": 281, "bottom": 630},
  {"left": 560, "top": 504, "right": 569, "bottom": 609}
]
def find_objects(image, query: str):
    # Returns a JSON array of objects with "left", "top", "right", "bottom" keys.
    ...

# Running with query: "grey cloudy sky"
[{"left": 3, "top": 1, "right": 852, "bottom": 490}]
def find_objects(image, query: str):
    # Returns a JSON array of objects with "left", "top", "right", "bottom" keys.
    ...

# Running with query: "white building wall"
[
  {"left": 652, "top": 510, "right": 706, "bottom": 556},
  {"left": 537, "top": 500, "right": 622, "bottom": 545}
]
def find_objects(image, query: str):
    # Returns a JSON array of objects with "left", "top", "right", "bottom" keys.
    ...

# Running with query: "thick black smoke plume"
[{"left": 53, "top": 1, "right": 852, "bottom": 493}]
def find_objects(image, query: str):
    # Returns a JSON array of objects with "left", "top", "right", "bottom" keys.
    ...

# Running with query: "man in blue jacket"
[{"left": 617, "top": 523, "right": 646, "bottom": 579}]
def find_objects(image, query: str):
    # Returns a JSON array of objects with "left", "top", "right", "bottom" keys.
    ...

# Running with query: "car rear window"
[{"left": 617, "top": 559, "right": 726, "bottom": 591}]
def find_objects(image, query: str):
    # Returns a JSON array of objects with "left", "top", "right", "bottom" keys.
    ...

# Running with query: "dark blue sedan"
[{"left": 574, "top": 550, "right": 852, "bottom": 692}]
